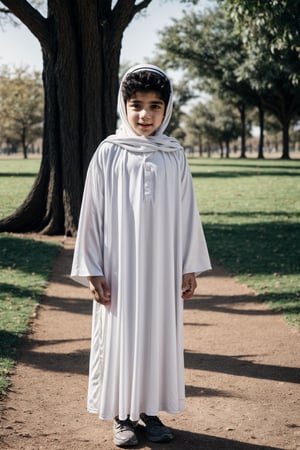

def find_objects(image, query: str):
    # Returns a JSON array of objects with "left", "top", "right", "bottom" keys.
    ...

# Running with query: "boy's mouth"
[{"left": 138, "top": 123, "right": 152, "bottom": 128}]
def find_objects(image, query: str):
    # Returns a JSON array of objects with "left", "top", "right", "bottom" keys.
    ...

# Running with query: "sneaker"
[
  {"left": 140, "top": 413, "right": 174, "bottom": 443},
  {"left": 113, "top": 417, "right": 138, "bottom": 447}
]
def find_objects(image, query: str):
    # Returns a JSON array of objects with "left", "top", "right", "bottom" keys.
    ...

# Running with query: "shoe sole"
[
  {"left": 113, "top": 436, "right": 138, "bottom": 447},
  {"left": 146, "top": 433, "right": 174, "bottom": 443}
]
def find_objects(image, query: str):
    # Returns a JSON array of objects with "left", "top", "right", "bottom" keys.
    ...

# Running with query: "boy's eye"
[
  {"left": 128, "top": 102, "right": 163, "bottom": 110},
  {"left": 129, "top": 102, "right": 141, "bottom": 109}
]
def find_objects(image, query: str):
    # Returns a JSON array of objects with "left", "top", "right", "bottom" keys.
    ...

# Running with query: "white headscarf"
[{"left": 104, "top": 64, "right": 182, "bottom": 153}]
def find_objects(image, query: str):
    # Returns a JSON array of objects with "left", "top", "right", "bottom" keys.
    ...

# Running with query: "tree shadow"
[
  {"left": 191, "top": 170, "right": 300, "bottom": 178},
  {"left": 0, "top": 235, "right": 59, "bottom": 277},
  {"left": 0, "top": 282, "right": 41, "bottom": 300},
  {"left": 188, "top": 161, "right": 300, "bottom": 171},
  {"left": 204, "top": 221, "right": 300, "bottom": 276},
  {"left": 184, "top": 294, "right": 280, "bottom": 317},
  {"left": 8, "top": 325, "right": 299, "bottom": 385},
  {"left": 201, "top": 211, "right": 300, "bottom": 219},
  {"left": 185, "top": 384, "right": 232, "bottom": 398},
  {"left": 0, "top": 172, "right": 39, "bottom": 177},
  {"left": 17, "top": 345, "right": 90, "bottom": 376},
  {"left": 132, "top": 426, "right": 285, "bottom": 449},
  {"left": 0, "top": 330, "right": 22, "bottom": 359},
  {"left": 184, "top": 351, "right": 300, "bottom": 384},
  {"left": 41, "top": 294, "right": 93, "bottom": 316}
]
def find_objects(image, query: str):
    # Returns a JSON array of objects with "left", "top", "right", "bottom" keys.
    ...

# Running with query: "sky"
[{"left": 0, "top": 1, "right": 208, "bottom": 72}]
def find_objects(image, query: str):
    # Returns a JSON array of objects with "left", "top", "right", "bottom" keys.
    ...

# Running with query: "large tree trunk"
[{"left": 0, "top": 0, "right": 152, "bottom": 236}]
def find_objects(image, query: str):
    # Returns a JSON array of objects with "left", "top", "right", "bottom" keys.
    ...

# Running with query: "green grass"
[
  {"left": 0, "top": 158, "right": 41, "bottom": 219},
  {"left": 189, "top": 157, "right": 300, "bottom": 327},
  {"left": 0, "top": 236, "right": 59, "bottom": 395},
  {"left": 0, "top": 156, "right": 299, "bottom": 395},
  {"left": 0, "top": 157, "right": 60, "bottom": 395}
]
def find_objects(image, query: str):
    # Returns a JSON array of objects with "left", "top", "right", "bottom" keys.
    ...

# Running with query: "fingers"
[
  {"left": 91, "top": 288, "right": 111, "bottom": 305},
  {"left": 182, "top": 273, "right": 197, "bottom": 299},
  {"left": 93, "top": 287, "right": 111, "bottom": 305},
  {"left": 89, "top": 277, "right": 111, "bottom": 305}
]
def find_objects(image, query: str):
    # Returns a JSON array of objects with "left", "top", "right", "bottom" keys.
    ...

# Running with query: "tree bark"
[
  {"left": 281, "top": 118, "right": 290, "bottom": 160},
  {"left": 239, "top": 102, "right": 247, "bottom": 158},
  {"left": 0, "top": 0, "right": 152, "bottom": 235},
  {"left": 219, "top": 141, "right": 224, "bottom": 158},
  {"left": 262, "top": 88, "right": 300, "bottom": 160},
  {"left": 225, "top": 140, "right": 230, "bottom": 158},
  {"left": 21, "top": 128, "right": 28, "bottom": 159}
]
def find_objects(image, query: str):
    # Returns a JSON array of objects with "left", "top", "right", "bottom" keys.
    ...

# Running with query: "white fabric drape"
[{"left": 71, "top": 65, "right": 211, "bottom": 421}]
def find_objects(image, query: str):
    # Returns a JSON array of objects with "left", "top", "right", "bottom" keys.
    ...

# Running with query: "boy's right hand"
[{"left": 88, "top": 276, "right": 111, "bottom": 305}]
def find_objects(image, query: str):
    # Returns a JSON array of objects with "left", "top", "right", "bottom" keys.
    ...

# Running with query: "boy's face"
[{"left": 126, "top": 91, "right": 165, "bottom": 136}]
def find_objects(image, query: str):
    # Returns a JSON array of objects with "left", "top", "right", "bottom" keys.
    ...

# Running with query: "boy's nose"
[{"left": 140, "top": 108, "right": 151, "bottom": 119}]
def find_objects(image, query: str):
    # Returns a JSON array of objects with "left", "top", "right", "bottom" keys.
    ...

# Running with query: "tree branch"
[
  {"left": 111, "top": 0, "right": 152, "bottom": 35},
  {"left": 0, "top": 0, "right": 50, "bottom": 48},
  {"left": 133, "top": 0, "right": 152, "bottom": 14}
]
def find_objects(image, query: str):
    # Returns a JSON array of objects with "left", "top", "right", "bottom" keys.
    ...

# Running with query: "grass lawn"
[
  {"left": 0, "top": 155, "right": 299, "bottom": 395},
  {"left": 0, "top": 236, "right": 59, "bottom": 394},
  {"left": 0, "top": 156, "right": 60, "bottom": 395},
  {"left": 0, "top": 157, "right": 42, "bottom": 219},
  {"left": 189, "top": 157, "right": 300, "bottom": 328}
]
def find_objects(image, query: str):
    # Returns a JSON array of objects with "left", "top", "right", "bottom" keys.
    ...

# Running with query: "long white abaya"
[
  {"left": 71, "top": 64, "right": 211, "bottom": 422},
  {"left": 71, "top": 142, "right": 211, "bottom": 421}
]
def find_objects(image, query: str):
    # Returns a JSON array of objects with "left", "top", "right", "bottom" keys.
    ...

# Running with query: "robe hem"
[{"left": 87, "top": 406, "right": 185, "bottom": 421}]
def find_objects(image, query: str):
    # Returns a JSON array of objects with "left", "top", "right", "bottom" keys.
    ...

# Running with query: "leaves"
[{"left": 0, "top": 65, "right": 43, "bottom": 153}]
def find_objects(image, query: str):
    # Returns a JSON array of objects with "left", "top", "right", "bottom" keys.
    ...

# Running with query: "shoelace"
[
  {"left": 115, "top": 418, "right": 134, "bottom": 431},
  {"left": 143, "top": 415, "right": 163, "bottom": 426}
]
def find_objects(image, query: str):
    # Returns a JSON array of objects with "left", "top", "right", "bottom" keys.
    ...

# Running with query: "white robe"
[{"left": 71, "top": 141, "right": 211, "bottom": 421}]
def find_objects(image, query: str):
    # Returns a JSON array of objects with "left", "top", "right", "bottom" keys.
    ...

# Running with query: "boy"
[{"left": 71, "top": 64, "right": 211, "bottom": 447}]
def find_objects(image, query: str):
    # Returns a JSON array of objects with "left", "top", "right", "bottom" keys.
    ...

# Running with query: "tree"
[
  {"left": 221, "top": 0, "right": 300, "bottom": 159},
  {"left": 156, "top": 7, "right": 256, "bottom": 158},
  {"left": 185, "top": 97, "right": 241, "bottom": 157},
  {"left": 237, "top": 46, "right": 300, "bottom": 160},
  {"left": 221, "top": 0, "right": 300, "bottom": 68},
  {"left": 0, "top": 65, "right": 43, "bottom": 158},
  {"left": 166, "top": 77, "right": 194, "bottom": 142},
  {"left": 185, "top": 102, "right": 214, "bottom": 156},
  {"left": 0, "top": 0, "right": 153, "bottom": 235},
  {"left": 157, "top": 3, "right": 300, "bottom": 159},
  {"left": 210, "top": 98, "right": 241, "bottom": 158}
]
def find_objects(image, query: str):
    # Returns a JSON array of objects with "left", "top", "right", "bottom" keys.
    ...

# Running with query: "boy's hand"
[
  {"left": 181, "top": 273, "right": 197, "bottom": 299},
  {"left": 88, "top": 276, "right": 111, "bottom": 305}
]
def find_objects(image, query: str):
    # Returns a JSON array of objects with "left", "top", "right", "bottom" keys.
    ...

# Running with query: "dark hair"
[{"left": 122, "top": 70, "right": 171, "bottom": 106}]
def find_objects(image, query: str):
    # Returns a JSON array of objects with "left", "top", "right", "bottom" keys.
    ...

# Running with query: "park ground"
[{"left": 0, "top": 237, "right": 299, "bottom": 450}]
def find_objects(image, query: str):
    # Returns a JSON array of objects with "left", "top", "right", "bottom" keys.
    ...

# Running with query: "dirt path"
[{"left": 0, "top": 238, "right": 299, "bottom": 450}]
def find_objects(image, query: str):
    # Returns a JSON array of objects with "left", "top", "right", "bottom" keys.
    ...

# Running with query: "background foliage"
[{"left": 191, "top": 157, "right": 300, "bottom": 327}]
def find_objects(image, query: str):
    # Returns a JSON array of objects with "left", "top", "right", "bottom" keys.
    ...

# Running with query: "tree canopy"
[
  {"left": 0, "top": 0, "right": 201, "bottom": 236},
  {"left": 221, "top": 0, "right": 300, "bottom": 158},
  {"left": 0, "top": 65, "right": 43, "bottom": 158},
  {"left": 221, "top": 0, "right": 300, "bottom": 76},
  {"left": 0, "top": 0, "right": 153, "bottom": 235},
  {"left": 156, "top": 2, "right": 300, "bottom": 158}
]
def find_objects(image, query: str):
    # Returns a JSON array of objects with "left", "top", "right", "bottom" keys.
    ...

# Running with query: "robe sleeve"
[
  {"left": 180, "top": 151, "right": 211, "bottom": 275},
  {"left": 71, "top": 147, "right": 105, "bottom": 287}
]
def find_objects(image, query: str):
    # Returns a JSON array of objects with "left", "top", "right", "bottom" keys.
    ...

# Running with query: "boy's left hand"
[{"left": 181, "top": 273, "right": 197, "bottom": 299}]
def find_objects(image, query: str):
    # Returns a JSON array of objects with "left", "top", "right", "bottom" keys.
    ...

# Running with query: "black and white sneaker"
[
  {"left": 113, "top": 417, "right": 138, "bottom": 447},
  {"left": 140, "top": 413, "right": 174, "bottom": 442}
]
